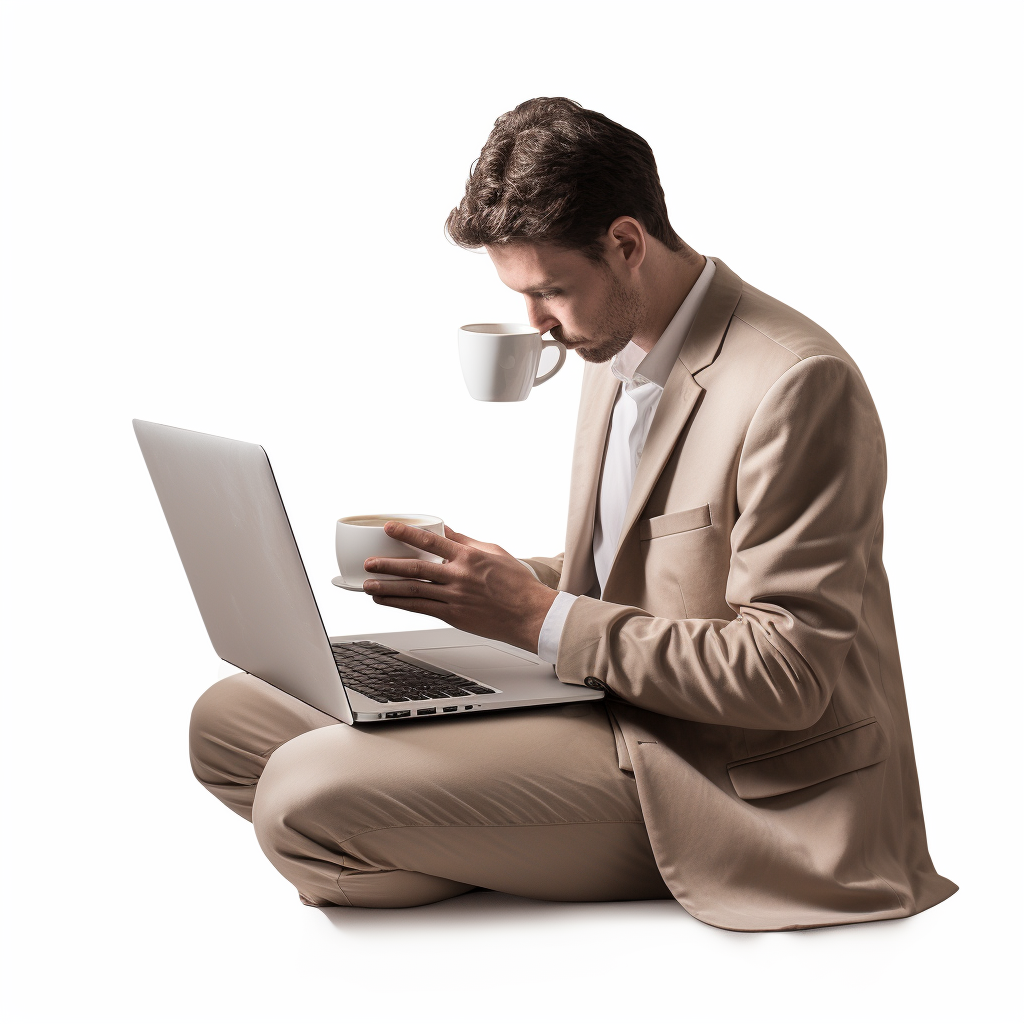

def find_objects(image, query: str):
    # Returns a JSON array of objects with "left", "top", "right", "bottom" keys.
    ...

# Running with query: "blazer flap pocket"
[
  {"left": 640, "top": 504, "right": 711, "bottom": 541},
  {"left": 727, "top": 718, "right": 889, "bottom": 800}
]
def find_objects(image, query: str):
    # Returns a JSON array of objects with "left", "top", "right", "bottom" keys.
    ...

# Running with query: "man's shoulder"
[
  {"left": 730, "top": 279, "right": 859, "bottom": 370},
  {"left": 694, "top": 269, "right": 877, "bottom": 426}
]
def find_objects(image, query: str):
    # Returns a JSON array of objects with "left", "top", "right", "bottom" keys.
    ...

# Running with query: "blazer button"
[{"left": 584, "top": 676, "right": 606, "bottom": 690}]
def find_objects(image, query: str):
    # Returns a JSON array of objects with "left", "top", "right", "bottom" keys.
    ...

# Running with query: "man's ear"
[{"left": 605, "top": 216, "right": 647, "bottom": 270}]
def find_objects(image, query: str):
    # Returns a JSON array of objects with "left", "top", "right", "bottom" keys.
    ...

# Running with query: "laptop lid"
[{"left": 133, "top": 419, "right": 353, "bottom": 723}]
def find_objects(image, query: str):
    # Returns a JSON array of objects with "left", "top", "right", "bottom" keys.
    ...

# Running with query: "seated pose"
[{"left": 191, "top": 97, "right": 956, "bottom": 931}]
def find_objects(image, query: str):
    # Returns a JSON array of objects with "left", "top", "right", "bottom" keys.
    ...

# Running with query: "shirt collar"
[{"left": 609, "top": 256, "right": 717, "bottom": 389}]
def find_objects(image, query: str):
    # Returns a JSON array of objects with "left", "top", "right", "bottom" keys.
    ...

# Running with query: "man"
[{"left": 190, "top": 97, "right": 956, "bottom": 930}]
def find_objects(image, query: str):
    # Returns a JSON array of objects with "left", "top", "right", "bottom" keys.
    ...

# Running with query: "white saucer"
[{"left": 331, "top": 576, "right": 367, "bottom": 591}]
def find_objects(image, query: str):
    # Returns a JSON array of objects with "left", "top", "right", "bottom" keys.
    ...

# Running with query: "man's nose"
[{"left": 526, "top": 304, "right": 559, "bottom": 336}]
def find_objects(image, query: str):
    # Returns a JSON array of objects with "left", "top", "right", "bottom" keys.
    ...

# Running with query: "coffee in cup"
[
  {"left": 335, "top": 514, "right": 445, "bottom": 588},
  {"left": 458, "top": 323, "right": 566, "bottom": 402}
]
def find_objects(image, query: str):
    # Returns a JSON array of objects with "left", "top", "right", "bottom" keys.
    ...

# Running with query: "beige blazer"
[{"left": 523, "top": 258, "right": 957, "bottom": 931}]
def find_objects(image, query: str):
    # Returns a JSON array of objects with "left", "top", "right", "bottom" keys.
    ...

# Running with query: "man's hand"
[{"left": 361, "top": 523, "right": 557, "bottom": 654}]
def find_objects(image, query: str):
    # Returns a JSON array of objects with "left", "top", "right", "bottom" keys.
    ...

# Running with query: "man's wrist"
[
  {"left": 523, "top": 580, "right": 558, "bottom": 655},
  {"left": 536, "top": 591, "right": 578, "bottom": 664}
]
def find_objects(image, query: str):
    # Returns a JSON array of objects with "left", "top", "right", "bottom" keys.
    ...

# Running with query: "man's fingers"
[
  {"left": 363, "top": 557, "right": 449, "bottom": 582},
  {"left": 384, "top": 521, "right": 461, "bottom": 561},
  {"left": 443, "top": 524, "right": 507, "bottom": 556},
  {"left": 362, "top": 577, "right": 447, "bottom": 599}
]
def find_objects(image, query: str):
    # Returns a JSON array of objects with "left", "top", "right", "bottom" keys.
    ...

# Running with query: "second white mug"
[
  {"left": 458, "top": 323, "right": 566, "bottom": 402},
  {"left": 335, "top": 514, "right": 445, "bottom": 589}
]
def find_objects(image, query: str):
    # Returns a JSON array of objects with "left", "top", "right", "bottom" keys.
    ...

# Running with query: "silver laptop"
[{"left": 133, "top": 419, "right": 603, "bottom": 725}]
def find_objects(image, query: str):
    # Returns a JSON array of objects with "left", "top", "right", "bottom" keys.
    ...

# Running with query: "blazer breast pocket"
[{"left": 640, "top": 503, "right": 712, "bottom": 541}]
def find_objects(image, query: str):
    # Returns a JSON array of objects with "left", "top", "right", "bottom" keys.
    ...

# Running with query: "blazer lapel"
[
  {"left": 612, "top": 258, "right": 745, "bottom": 561},
  {"left": 559, "top": 363, "right": 619, "bottom": 595},
  {"left": 612, "top": 369, "right": 703, "bottom": 556}
]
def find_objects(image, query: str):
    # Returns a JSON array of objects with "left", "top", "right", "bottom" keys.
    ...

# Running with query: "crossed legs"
[{"left": 189, "top": 672, "right": 670, "bottom": 908}]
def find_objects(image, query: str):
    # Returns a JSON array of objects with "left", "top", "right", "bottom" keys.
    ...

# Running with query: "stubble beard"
[{"left": 551, "top": 274, "right": 646, "bottom": 364}]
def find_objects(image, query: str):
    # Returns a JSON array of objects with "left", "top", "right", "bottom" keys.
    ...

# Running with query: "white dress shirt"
[{"left": 534, "top": 257, "right": 717, "bottom": 665}]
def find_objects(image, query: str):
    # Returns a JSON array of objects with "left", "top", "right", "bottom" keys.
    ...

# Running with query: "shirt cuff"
[{"left": 537, "top": 591, "right": 578, "bottom": 665}]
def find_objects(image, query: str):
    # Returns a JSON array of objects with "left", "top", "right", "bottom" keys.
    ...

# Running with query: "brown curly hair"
[{"left": 446, "top": 97, "right": 685, "bottom": 263}]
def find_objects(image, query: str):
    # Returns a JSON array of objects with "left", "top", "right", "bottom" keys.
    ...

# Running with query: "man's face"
[{"left": 486, "top": 241, "right": 645, "bottom": 363}]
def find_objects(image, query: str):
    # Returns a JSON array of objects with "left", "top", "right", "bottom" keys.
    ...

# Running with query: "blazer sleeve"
[
  {"left": 519, "top": 554, "right": 564, "bottom": 590},
  {"left": 554, "top": 355, "right": 886, "bottom": 731}
]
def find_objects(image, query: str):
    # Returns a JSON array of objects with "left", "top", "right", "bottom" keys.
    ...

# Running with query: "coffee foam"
[{"left": 339, "top": 515, "right": 438, "bottom": 528}]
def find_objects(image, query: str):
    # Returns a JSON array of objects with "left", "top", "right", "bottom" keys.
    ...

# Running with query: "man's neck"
[{"left": 632, "top": 251, "right": 707, "bottom": 354}]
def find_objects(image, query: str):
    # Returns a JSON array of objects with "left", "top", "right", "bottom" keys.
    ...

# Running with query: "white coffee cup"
[
  {"left": 335, "top": 514, "right": 445, "bottom": 589},
  {"left": 458, "top": 323, "right": 567, "bottom": 402}
]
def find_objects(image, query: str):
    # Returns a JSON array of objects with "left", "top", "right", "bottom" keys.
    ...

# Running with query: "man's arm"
[{"left": 554, "top": 355, "right": 886, "bottom": 731}]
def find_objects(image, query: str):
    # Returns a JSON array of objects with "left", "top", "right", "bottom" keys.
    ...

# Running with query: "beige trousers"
[{"left": 189, "top": 673, "right": 671, "bottom": 908}]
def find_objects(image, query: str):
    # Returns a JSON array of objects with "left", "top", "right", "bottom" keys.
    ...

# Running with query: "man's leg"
[
  {"left": 189, "top": 672, "right": 339, "bottom": 821},
  {"left": 252, "top": 696, "right": 670, "bottom": 908},
  {"left": 190, "top": 673, "right": 670, "bottom": 908}
]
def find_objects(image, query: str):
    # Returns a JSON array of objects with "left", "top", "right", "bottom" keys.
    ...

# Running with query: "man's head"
[{"left": 447, "top": 97, "right": 694, "bottom": 362}]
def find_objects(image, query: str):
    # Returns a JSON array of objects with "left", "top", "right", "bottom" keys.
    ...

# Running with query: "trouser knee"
[
  {"left": 252, "top": 740, "right": 471, "bottom": 909},
  {"left": 250, "top": 736, "right": 352, "bottom": 904}
]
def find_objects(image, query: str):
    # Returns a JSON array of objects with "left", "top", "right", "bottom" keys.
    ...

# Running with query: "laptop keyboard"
[{"left": 331, "top": 641, "right": 496, "bottom": 703}]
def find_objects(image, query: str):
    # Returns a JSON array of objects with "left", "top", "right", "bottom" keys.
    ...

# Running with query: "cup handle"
[{"left": 534, "top": 337, "right": 567, "bottom": 387}]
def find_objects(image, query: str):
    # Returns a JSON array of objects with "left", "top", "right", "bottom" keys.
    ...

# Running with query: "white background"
[{"left": 1, "top": 1, "right": 1020, "bottom": 1021}]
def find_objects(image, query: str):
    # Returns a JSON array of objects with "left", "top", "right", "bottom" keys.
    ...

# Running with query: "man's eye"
[{"left": 537, "top": 291, "right": 560, "bottom": 300}]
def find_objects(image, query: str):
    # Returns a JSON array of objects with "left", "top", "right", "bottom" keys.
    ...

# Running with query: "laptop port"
[
  {"left": 442, "top": 706, "right": 457, "bottom": 713},
  {"left": 416, "top": 708, "right": 437, "bottom": 716},
  {"left": 464, "top": 705, "right": 473, "bottom": 710},
  {"left": 385, "top": 710, "right": 411, "bottom": 719}
]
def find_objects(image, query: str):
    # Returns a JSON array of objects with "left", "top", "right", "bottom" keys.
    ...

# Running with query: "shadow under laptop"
[{"left": 318, "top": 889, "right": 693, "bottom": 934}]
